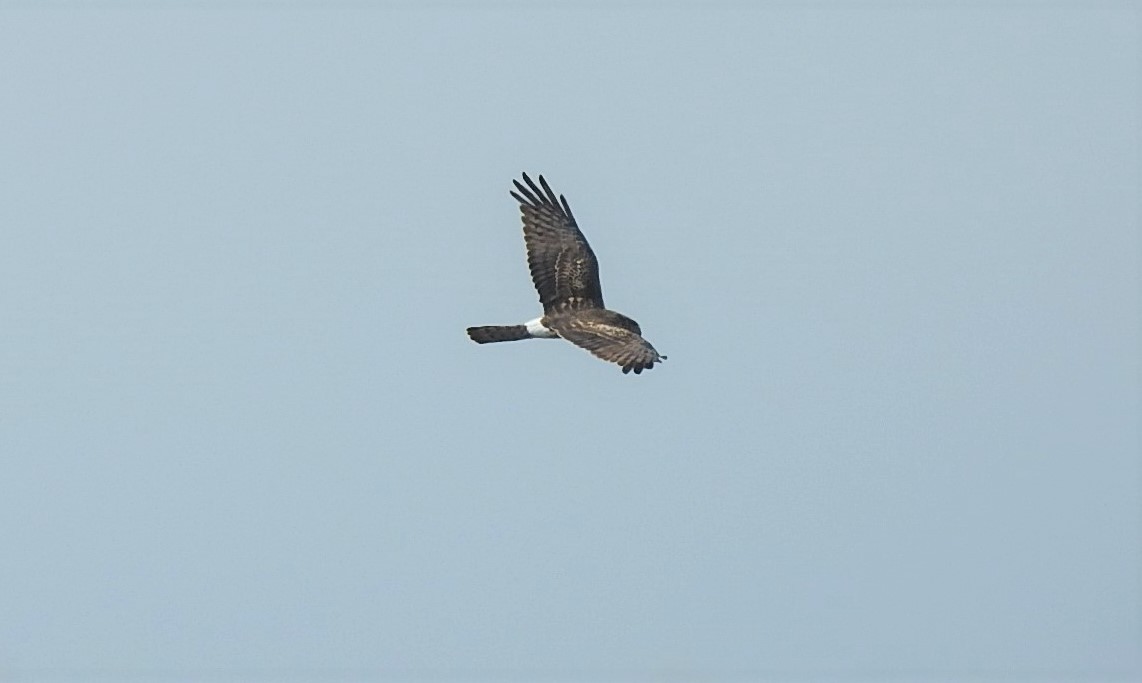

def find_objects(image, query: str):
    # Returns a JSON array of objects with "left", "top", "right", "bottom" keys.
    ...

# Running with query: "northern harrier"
[{"left": 466, "top": 173, "right": 666, "bottom": 374}]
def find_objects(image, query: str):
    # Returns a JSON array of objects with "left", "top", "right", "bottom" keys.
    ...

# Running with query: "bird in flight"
[{"left": 467, "top": 173, "right": 666, "bottom": 375}]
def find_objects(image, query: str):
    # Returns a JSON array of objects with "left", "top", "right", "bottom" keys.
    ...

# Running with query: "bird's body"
[{"left": 467, "top": 173, "right": 666, "bottom": 375}]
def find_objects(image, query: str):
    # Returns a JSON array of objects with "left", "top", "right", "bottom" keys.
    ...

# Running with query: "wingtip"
[{"left": 537, "top": 174, "right": 554, "bottom": 195}]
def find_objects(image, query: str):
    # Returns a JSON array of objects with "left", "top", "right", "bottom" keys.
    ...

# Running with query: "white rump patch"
[{"left": 525, "top": 317, "right": 558, "bottom": 338}]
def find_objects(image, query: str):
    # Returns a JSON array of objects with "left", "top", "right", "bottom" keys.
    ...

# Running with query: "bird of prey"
[{"left": 467, "top": 173, "right": 666, "bottom": 374}]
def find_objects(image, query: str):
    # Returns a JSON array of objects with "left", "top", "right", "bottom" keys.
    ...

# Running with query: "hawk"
[{"left": 467, "top": 173, "right": 667, "bottom": 375}]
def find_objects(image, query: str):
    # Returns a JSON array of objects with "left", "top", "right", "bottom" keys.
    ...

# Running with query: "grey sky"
[{"left": 0, "top": 4, "right": 1138, "bottom": 682}]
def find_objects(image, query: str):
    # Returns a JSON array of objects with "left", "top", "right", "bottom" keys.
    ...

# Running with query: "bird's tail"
[{"left": 467, "top": 325, "right": 531, "bottom": 344}]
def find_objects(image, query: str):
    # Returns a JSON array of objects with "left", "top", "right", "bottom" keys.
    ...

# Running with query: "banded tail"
[{"left": 467, "top": 325, "right": 530, "bottom": 344}]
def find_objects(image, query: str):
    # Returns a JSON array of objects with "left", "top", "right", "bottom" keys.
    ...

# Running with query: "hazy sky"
[{"left": 0, "top": 4, "right": 1138, "bottom": 682}]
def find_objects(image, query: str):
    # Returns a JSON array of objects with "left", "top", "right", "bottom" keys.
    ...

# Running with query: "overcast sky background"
[{"left": 0, "top": 4, "right": 1138, "bottom": 682}]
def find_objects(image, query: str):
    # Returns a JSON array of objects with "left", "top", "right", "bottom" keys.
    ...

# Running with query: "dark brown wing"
[
  {"left": 511, "top": 173, "right": 603, "bottom": 313},
  {"left": 548, "top": 315, "right": 666, "bottom": 375}
]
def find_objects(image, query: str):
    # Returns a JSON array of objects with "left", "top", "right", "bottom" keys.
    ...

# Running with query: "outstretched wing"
[
  {"left": 548, "top": 316, "right": 665, "bottom": 375},
  {"left": 511, "top": 173, "right": 604, "bottom": 313}
]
